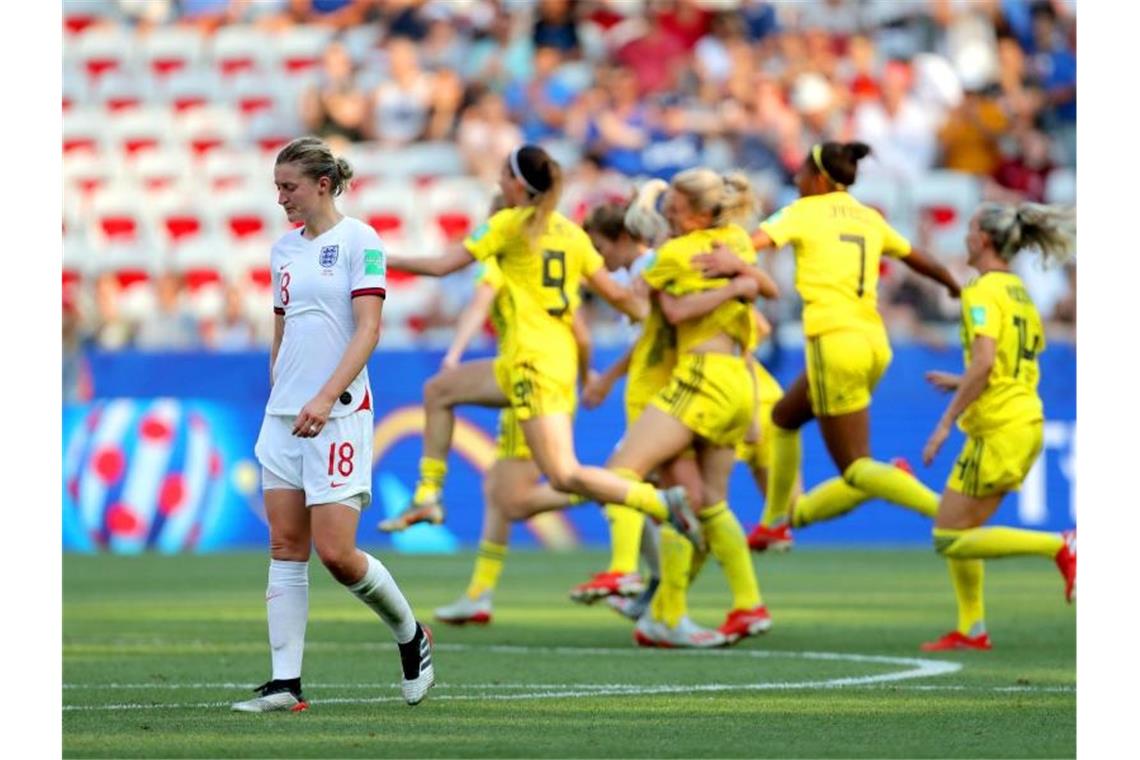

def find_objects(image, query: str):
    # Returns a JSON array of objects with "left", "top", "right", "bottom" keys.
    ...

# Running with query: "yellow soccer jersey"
[
  {"left": 626, "top": 298, "right": 677, "bottom": 412},
  {"left": 759, "top": 191, "right": 911, "bottom": 337},
  {"left": 958, "top": 271, "right": 1045, "bottom": 436},
  {"left": 475, "top": 258, "right": 515, "bottom": 358},
  {"left": 641, "top": 224, "right": 758, "bottom": 354},
  {"left": 465, "top": 208, "right": 604, "bottom": 364}
]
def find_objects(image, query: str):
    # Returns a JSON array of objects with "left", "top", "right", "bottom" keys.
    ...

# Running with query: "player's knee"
[
  {"left": 314, "top": 540, "right": 357, "bottom": 581},
  {"left": 545, "top": 463, "right": 581, "bottom": 494},
  {"left": 423, "top": 373, "right": 453, "bottom": 407},
  {"left": 269, "top": 528, "right": 310, "bottom": 561}
]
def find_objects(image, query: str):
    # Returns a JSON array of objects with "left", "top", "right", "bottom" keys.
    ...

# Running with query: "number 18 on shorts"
[{"left": 254, "top": 411, "right": 374, "bottom": 510}]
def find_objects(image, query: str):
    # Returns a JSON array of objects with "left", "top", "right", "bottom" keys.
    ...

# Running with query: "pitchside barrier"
[{"left": 63, "top": 343, "right": 1076, "bottom": 554}]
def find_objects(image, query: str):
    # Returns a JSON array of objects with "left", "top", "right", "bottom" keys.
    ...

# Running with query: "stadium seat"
[
  {"left": 63, "top": 66, "right": 90, "bottom": 112},
  {"left": 74, "top": 24, "right": 135, "bottom": 82},
  {"left": 148, "top": 191, "right": 214, "bottom": 254},
  {"left": 139, "top": 26, "right": 205, "bottom": 80},
  {"left": 64, "top": 151, "right": 120, "bottom": 201},
  {"left": 377, "top": 142, "right": 468, "bottom": 181},
  {"left": 201, "top": 149, "right": 265, "bottom": 193},
  {"left": 223, "top": 72, "right": 282, "bottom": 120},
  {"left": 214, "top": 192, "right": 278, "bottom": 244},
  {"left": 245, "top": 111, "right": 297, "bottom": 157},
  {"left": 174, "top": 105, "right": 242, "bottom": 158},
  {"left": 909, "top": 171, "right": 981, "bottom": 258},
  {"left": 849, "top": 175, "right": 913, "bottom": 239},
  {"left": 1045, "top": 168, "right": 1076, "bottom": 207},
  {"left": 128, "top": 148, "right": 192, "bottom": 197},
  {"left": 93, "top": 70, "right": 149, "bottom": 114},
  {"left": 422, "top": 178, "right": 493, "bottom": 250},
  {"left": 88, "top": 188, "right": 150, "bottom": 252},
  {"left": 346, "top": 182, "right": 425, "bottom": 259},
  {"left": 172, "top": 237, "right": 228, "bottom": 320},
  {"left": 342, "top": 142, "right": 391, "bottom": 192},
  {"left": 107, "top": 107, "right": 172, "bottom": 161},
  {"left": 158, "top": 69, "right": 220, "bottom": 115},
  {"left": 63, "top": 107, "right": 105, "bottom": 155},
  {"left": 63, "top": 0, "right": 118, "bottom": 36},
  {"left": 273, "top": 25, "right": 334, "bottom": 78},
  {"left": 211, "top": 25, "right": 271, "bottom": 78}
]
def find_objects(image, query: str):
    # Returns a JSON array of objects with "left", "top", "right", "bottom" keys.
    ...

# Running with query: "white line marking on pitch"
[{"left": 62, "top": 643, "right": 976, "bottom": 712}]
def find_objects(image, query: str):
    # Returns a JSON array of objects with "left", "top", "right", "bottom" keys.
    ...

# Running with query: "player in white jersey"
[{"left": 232, "top": 137, "right": 434, "bottom": 714}]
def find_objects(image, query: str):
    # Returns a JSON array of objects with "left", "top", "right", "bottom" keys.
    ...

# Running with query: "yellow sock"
[
  {"left": 604, "top": 505, "right": 644, "bottom": 574},
  {"left": 413, "top": 456, "right": 448, "bottom": 504},
  {"left": 843, "top": 457, "right": 939, "bottom": 517},
  {"left": 934, "top": 526, "right": 1064, "bottom": 559},
  {"left": 764, "top": 424, "right": 801, "bottom": 527},
  {"left": 793, "top": 477, "right": 870, "bottom": 528},
  {"left": 466, "top": 540, "right": 507, "bottom": 598},
  {"left": 657, "top": 525, "right": 693, "bottom": 627},
  {"left": 613, "top": 467, "right": 668, "bottom": 522},
  {"left": 700, "top": 501, "right": 762, "bottom": 611},
  {"left": 947, "top": 558, "right": 986, "bottom": 636}
]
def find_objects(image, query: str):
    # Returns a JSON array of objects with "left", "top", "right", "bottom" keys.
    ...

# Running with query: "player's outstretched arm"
[
  {"left": 586, "top": 267, "right": 649, "bottom": 322},
  {"left": 582, "top": 342, "right": 634, "bottom": 410},
  {"left": 442, "top": 282, "right": 496, "bottom": 370},
  {"left": 387, "top": 247, "right": 475, "bottom": 277},
  {"left": 292, "top": 295, "right": 384, "bottom": 438},
  {"left": 269, "top": 313, "right": 284, "bottom": 386},
  {"left": 922, "top": 335, "right": 996, "bottom": 465},
  {"left": 657, "top": 276, "right": 759, "bottom": 326},
  {"left": 900, "top": 248, "right": 961, "bottom": 298},
  {"left": 691, "top": 244, "right": 780, "bottom": 299}
]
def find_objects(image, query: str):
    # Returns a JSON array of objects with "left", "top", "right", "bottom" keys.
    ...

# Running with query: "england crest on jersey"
[{"left": 319, "top": 244, "right": 339, "bottom": 268}]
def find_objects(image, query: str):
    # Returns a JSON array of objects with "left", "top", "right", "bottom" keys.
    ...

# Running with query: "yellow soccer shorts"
[
  {"left": 736, "top": 363, "right": 784, "bottom": 469},
  {"left": 649, "top": 352, "right": 755, "bottom": 448},
  {"left": 804, "top": 328, "right": 892, "bottom": 417},
  {"left": 495, "top": 408, "right": 532, "bottom": 460},
  {"left": 947, "top": 419, "right": 1044, "bottom": 498},
  {"left": 493, "top": 353, "right": 576, "bottom": 421}
]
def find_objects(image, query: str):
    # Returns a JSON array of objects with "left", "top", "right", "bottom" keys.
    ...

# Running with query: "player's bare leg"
[
  {"left": 380, "top": 359, "right": 509, "bottom": 532},
  {"left": 522, "top": 410, "right": 703, "bottom": 548}
]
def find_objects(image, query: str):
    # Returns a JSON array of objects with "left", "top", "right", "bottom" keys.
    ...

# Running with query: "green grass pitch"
[{"left": 63, "top": 548, "right": 1074, "bottom": 758}]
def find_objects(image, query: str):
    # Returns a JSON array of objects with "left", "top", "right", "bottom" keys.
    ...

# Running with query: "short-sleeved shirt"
[
  {"left": 464, "top": 208, "right": 604, "bottom": 373},
  {"left": 958, "top": 271, "right": 1045, "bottom": 435},
  {"left": 641, "top": 224, "right": 758, "bottom": 355},
  {"left": 759, "top": 191, "right": 911, "bottom": 337},
  {"left": 267, "top": 217, "right": 387, "bottom": 418}
]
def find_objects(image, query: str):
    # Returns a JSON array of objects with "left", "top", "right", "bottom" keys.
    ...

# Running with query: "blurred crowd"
[{"left": 62, "top": 0, "right": 1077, "bottom": 383}]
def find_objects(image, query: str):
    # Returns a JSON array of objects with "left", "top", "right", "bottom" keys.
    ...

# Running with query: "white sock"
[
  {"left": 347, "top": 553, "right": 417, "bottom": 643},
  {"left": 267, "top": 559, "right": 309, "bottom": 680},
  {"left": 640, "top": 518, "right": 661, "bottom": 577}
]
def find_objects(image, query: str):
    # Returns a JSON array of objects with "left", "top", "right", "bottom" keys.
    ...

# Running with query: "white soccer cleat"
[
  {"left": 632, "top": 615, "right": 671, "bottom": 648},
  {"left": 635, "top": 615, "right": 727, "bottom": 649},
  {"left": 231, "top": 680, "right": 309, "bottom": 713},
  {"left": 662, "top": 486, "right": 706, "bottom": 552},
  {"left": 434, "top": 592, "right": 493, "bottom": 625},
  {"left": 398, "top": 623, "right": 435, "bottom": 706}
]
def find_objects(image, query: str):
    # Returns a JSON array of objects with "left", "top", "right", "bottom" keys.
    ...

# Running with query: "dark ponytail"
[{"left": 815, "top": 141, "right": 872, "bottom": 187}]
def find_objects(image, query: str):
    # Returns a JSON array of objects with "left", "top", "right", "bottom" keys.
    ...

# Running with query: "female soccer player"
[
  {"left": 596, "top": 169, "right": 780, "bottom": 647},
  {"left": 725, "top": 142, "right": 961, "bottom": 548},
  {"left": 377, "top": 144, "right": 700, "bottom": 542},
  {"left": 919, "top": 202, "right": 1076, "bottom": 651},
  {"left": 232, "top": 137, "right": 433, "bottom": 713}
]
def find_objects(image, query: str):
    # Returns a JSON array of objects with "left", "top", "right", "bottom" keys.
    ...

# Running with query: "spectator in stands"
[
  {"left": 177, "top": 0, "right": 241, "bottom": 33},
  {"left": 988, "top": 128, "right": 1054, "bottom": 203},
  {"left": 1028, "top": 2, "right": 1076, "bottom": 163},
  {"left": 92, "top": 274, "right": 136, "bottom": 351},
  {"left": 204, "top": 285, "right": 257, "bottom": 351},
  {"left": 369, "top": 36, "right": 434, "bottom": 146},
  {"left": 420, "top": 6, "right": 470, "bottom": 72},
  {"left": 134, "top": 271, "right": 200, "bottom": 350},
  {"left": 464, "top": 6, "right": 532, "bottom": 91},
  {"left": 63, "top": 289, "right": 93, "bottom": 403},
  {"left": 655, "top": 0, "right": 712, "bottom": 52},
  {"left": 584, "top": 65, "right": 650, "bottom": 176},
  {"left": 640, "top": 94, "right": 703, "bottom": 181},
  {"left": 457, "top": 88, "right": 524, "bottom": 187},
  {"left": 995, "top": 35, "right": 1043, "bottom": 132},
  {"left": 613, "top": 9, "right": 689, "bottom": 96},
  {"left": 853, "top": 60, "right": 939, "bottom": 182},
  {"left": 532, "top": 0, "right": 581, "bottom": 57},
  {"left": 300, "top": 41, "right": 369, "bottom": 146},
  {"left": 694, "top": 12, "right": 749, "bottom": 99},
  {"left": 503, "top": 44, "right": 577, "bottom": 142},
  {"left": 288, "top": 0, "right": 374, "bottom": 30},
  {"left": 424, "top": 67, "right": 466, "bottom": 141},
  {"left": 381, "top": 0, "right": 430, "bottom": 41},
  {"left": 938, "top": 84, "right": 1008, "bottom": 176}
]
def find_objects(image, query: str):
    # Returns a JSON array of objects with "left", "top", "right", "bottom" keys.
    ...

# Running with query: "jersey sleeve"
[
  {"left": 640, "top": 243, "right": 683, "bottom": 292},
  {"left": 476, "top": 259, "right": 503, "bottom": 292},
  {"left": 464, "top": 209, "right": 512, "bottom": 262},
  {"left": 877, "top": 215, "right": 912, "bottom": 259},
  {"left": 961, "top": 282, "right": 1002, "bottom": 341},
  {"left": 350, "top": 224, "right": 388, "bottom": 299},
  {"left": 574, "top": 228, "right": 606, "bottom": 279},
  {"left": 758, "top": 202, "right": 800, "bottom": 248}
]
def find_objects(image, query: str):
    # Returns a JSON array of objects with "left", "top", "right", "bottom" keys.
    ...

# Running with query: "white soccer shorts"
[{"left": 254, "top": 410, "right": 373, "bottom": 510}]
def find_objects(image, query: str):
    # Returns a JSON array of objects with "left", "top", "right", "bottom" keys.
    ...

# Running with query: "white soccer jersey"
[{"left": 266, "top": 216, "right": 387, "bottom": 418}]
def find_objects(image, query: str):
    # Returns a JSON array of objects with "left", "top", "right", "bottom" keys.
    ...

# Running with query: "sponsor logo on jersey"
[
  {"left": 364, "top": 248, "right": 386, "bottom": 277},
  {"left": 320, "top": 245, "right": 339, "bottom": 268}
]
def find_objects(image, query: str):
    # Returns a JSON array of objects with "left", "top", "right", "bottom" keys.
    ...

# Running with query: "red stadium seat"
[
  {"left": 215, "top": 193, "right": 277, "bottom": 244},
  {"left": 74, "top": 25, "right": 134, "bottom": 83},
  {"left": 346, "top": 182, "right": 425, "bottom": 262},
  {"left": 63, "top": 108, "right": 104, "bottom": 155},
  {"left": 423, "top": 178, "right": 493, "bottom": 247},
  {"left": 108, "top": 108, "right": 171, "bottom": 160},
  {"left": 910, "top": 171, "right": 982, "bottom": 258},
  {"left": 211, "top": 25, "right": 270, "bottom": 78},
  {"left": 64, "top": 152, "right": 119, "bottom": 199},
  {"left": 140, "top": 27, "right": 204, "bottom": 80},
  {"left": 174, "top": 106, "right": 242, "bottom": 159},
  {"left": 274, "top": 26, "right": 333, "bottom": 77}
]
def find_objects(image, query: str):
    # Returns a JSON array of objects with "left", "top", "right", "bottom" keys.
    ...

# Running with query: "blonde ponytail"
[
  {"left": 623, "top": 178, "right": 669, "bottom": 245},
  {"left": 977, "top": 202, "right": 1076, "bottom": 266}
]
